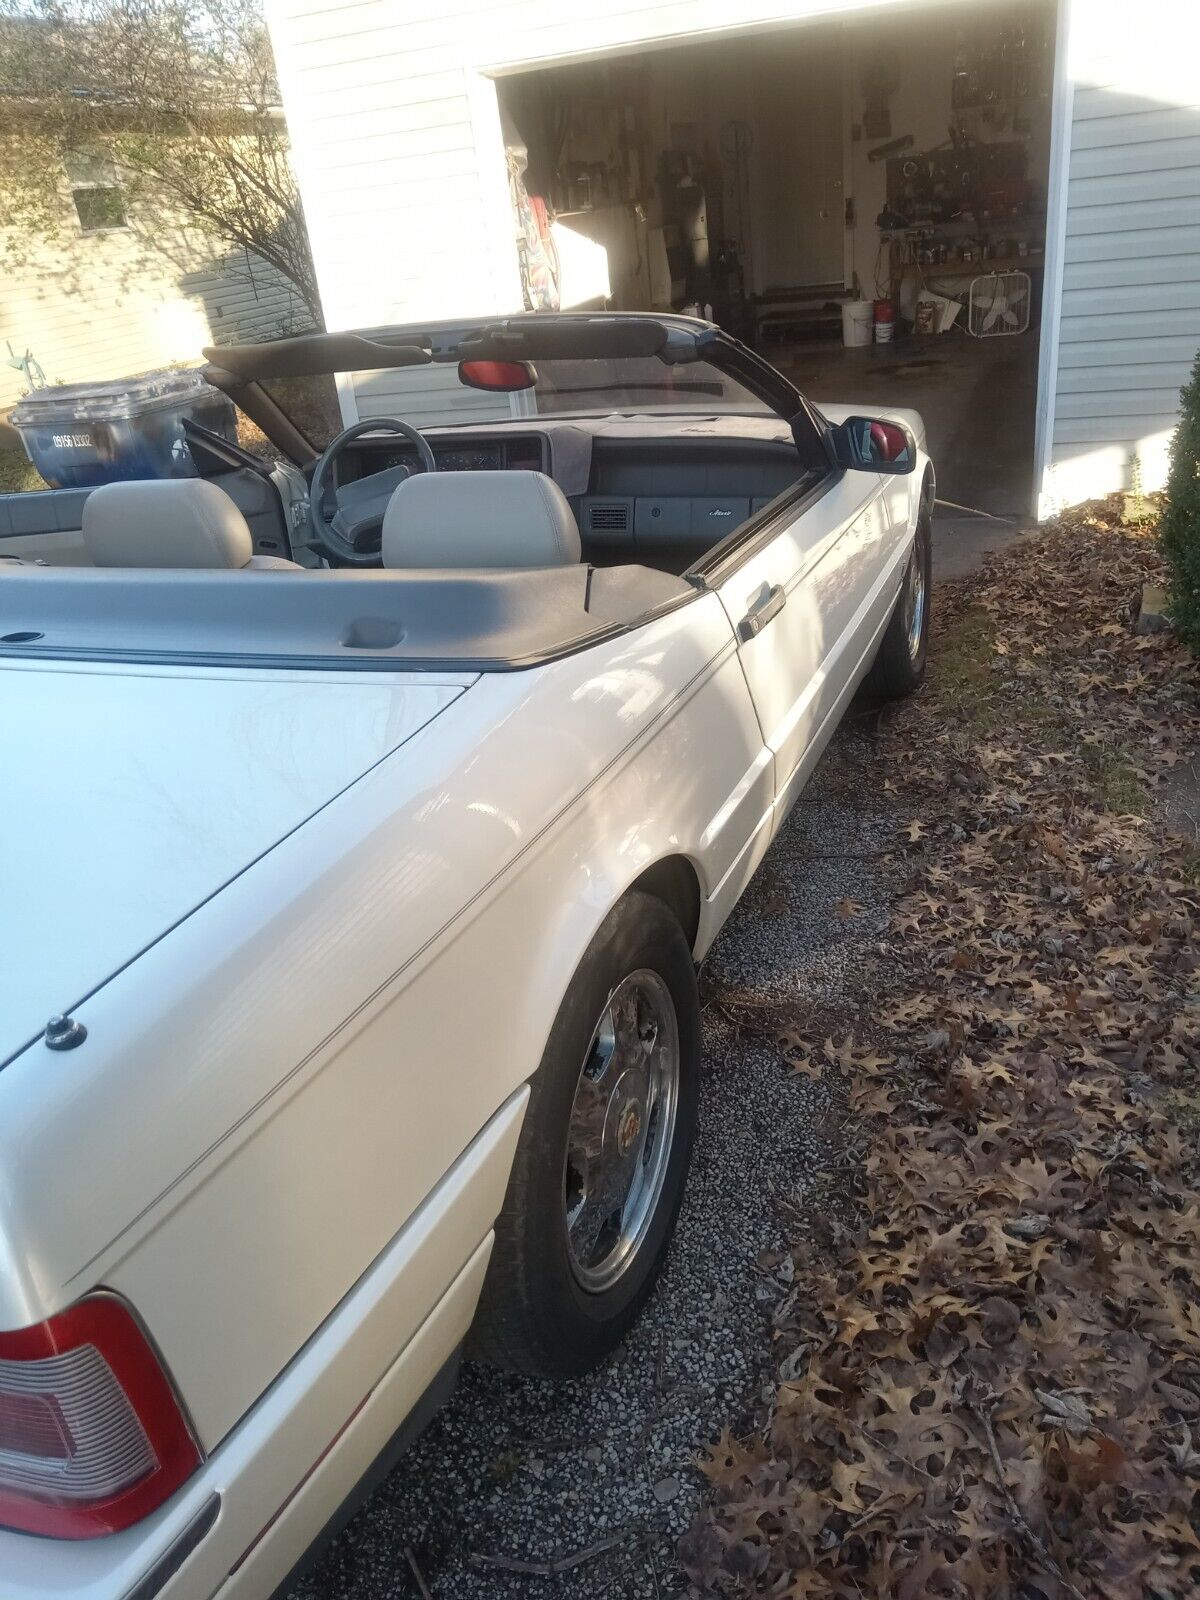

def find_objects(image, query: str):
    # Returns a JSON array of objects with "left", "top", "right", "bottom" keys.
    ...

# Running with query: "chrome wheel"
[
  {"left": 903, "top": 532, "right": 927, "bottom": 661},
  {"left": 563, "top": 970, "right": 680, "bottom": 1294}
]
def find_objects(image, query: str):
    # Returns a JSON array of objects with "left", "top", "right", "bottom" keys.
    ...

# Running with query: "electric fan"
[{"left": 968, "top": 270, "right": 1032, "bottom": 337}]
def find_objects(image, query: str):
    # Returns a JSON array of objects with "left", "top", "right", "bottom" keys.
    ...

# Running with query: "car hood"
[{"left": 0, "top": 663, "right": 472, "bottom": 1068}]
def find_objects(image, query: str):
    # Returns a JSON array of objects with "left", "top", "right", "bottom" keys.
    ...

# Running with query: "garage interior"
[{"left": 498, "top": 0, "right": 1057, "bottom": 517}]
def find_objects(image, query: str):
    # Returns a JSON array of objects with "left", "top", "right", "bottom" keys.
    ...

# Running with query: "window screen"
[{"left": 65, "top": 151, "right": 127, "bottom": 233}]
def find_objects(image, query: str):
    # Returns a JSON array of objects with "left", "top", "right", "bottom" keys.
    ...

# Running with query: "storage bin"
[{"left": 9, "top": 369, "right": 237, "bottom": 490}]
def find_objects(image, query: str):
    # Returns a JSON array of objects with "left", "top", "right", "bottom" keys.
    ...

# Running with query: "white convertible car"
[{"left": 0, "top": 314, "right": 931, "bottom": 1598}]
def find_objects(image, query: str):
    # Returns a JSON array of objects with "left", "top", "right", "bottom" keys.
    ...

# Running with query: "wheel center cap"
[{"left": 616, "top": 1101, "right": 642, "bottom": 1155}]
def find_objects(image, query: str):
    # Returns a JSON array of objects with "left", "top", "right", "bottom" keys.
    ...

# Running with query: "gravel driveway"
[{"left": 291, "top": 717, "right": 888, "bottom": 1600}]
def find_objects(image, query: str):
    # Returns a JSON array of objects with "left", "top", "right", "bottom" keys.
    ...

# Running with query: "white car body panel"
[
  {"left": 0, "top": 382, "right": 930, "bottom": 1599},
  {"left": 0, "top": 595, "right": 761, "bottom": 1420},
  {"left": 0, "top": 1088, "right": 525, "bottom": 1599},
  {"left": 714, "top": 470, "right": 895, "bottom": 806},
  {"left": 0, "top": 664, "right": 469, "bottom": 1068}
]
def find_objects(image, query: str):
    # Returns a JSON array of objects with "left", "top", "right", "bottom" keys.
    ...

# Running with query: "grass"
[
  {"left": 930, "top": 607, "right": 1002, "bottom": 729},
  {"left": 1081, "top": 740, "right": 1147, "bottom": 815},
  {"left": 0, "top": 444, "right": 47, "bottom": 494},
  {"left": 930, "top": 606, "right": 1131, "bottom": 770}
]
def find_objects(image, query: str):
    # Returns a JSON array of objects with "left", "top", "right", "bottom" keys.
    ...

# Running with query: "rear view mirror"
[
  {"left": 832, "top": 416, "right": 917, "bottom": 475},
  {"left": 458, "top": 358, "right": 538, "bottom": 393}
]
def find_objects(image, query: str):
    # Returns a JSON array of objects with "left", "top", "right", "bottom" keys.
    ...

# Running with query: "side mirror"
[{"left": 832, "top": 416, "right": 917, "bottom": 475}]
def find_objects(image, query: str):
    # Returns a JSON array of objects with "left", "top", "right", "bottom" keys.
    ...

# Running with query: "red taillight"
[{"left": 0, "top": 1295, "right": 201, "bottom": 1538}]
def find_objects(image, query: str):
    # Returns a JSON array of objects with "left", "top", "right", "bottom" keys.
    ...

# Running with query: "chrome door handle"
[{"left": 737, "top": 583, "right": 786, "bottom": 642}]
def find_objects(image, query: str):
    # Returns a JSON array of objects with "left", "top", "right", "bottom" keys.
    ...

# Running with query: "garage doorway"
[{"left": 498, "top": 0, "right": 1058, "bottom": 517}]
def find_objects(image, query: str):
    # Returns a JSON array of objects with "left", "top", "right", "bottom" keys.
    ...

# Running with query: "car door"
[
  {"left": 0, "top": 487, "right": 92, "bottom": 564},
  {"left": 672, "top": 336, "right": 916, "bottom": 828},
  {"left": 709, "top": 469, "right": 892, "bottom": 827},
  {"left": 0, "top": 453, "right": 297, "bottom": 566}
]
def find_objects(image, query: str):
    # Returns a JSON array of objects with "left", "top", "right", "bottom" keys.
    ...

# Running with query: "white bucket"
[
  {"left": 874, "top": 317, "right": 895, "bottom": 344},
  {"left": 841, "top": 301, "right": 874, "bottom": 348}
]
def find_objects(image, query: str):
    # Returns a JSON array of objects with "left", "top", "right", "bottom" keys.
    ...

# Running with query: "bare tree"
[{"left": 0, "top": 0, "right": 322, "bottom": 325}]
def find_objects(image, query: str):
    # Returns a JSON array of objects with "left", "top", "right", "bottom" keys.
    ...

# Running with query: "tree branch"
[{"left": 0, "top": 0, "right": 323, "bottom": 324}]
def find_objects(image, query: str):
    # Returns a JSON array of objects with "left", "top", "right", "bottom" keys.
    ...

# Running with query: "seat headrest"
[
  {"left": 382, "top": 470, "right": 581, "bottom": 569},
  {"left": 83, "top": 479, "right": 255, "bottom": 569}
]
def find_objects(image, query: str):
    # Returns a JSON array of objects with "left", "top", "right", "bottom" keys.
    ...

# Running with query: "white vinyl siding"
[
  {"left": 1044, "top": 2, "right": 1200, "bottom": 507},
  {"left": 1, "top": 200, "right": 313, "bottom": 410},
  {"left": 181, "top": 250, "right": 313, "bottom": 350}
]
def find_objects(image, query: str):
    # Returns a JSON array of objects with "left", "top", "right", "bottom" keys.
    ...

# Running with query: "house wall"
[
  {"left": 1, "top": 189, "right": 312, "bottom": 410},
  {"left": 1041, "top": 0, "right": 1200, "bottom": 509}
]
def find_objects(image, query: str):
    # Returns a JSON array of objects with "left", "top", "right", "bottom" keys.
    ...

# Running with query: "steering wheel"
[{"left": 309, "top": 417, "right": 438, "bottom": 566}]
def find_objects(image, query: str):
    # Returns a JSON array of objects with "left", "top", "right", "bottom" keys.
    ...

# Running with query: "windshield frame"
[{"left": 202, "top": 313, "right": 832, "bottom": 473}]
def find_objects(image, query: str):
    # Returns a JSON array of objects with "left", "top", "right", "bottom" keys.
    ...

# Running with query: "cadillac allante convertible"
[{"left": 0, "top": 314, "right": 932, "bottom": 1598}]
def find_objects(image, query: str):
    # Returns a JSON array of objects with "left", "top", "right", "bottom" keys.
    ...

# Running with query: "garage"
[
  {"left": 268, "top": 0, "right": 1199, "bottom": 519},
  {"left": 494, "top": 1, "right": 1056, "bottom": 517}
]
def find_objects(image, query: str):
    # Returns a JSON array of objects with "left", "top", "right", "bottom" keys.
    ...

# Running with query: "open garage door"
[{"left": 497, "top": 0, "right": 1058, "bottom": 517}]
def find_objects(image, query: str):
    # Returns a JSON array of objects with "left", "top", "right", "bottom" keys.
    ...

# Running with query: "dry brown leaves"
[{"left": 682, "top": 502, "right": 1200, "bottom": 1598}]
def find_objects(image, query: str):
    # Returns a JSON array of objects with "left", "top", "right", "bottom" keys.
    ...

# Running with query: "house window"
[{"left": 65, "top": 152, "right": 127, "bottom": 234}]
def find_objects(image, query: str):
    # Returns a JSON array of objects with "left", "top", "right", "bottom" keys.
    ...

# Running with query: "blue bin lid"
[{"left": 10, "top": 368, "right": 225, "bottom": 426}]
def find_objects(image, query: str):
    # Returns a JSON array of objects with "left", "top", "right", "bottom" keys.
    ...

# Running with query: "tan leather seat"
[
  {"left": 382, "top": 470, "right": 581, "bottom": 569},
  {"left": 83, "top": 479, "right": 302, "bottom": 570}
]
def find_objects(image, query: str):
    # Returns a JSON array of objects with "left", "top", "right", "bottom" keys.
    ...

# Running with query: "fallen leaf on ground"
[{"left": 684, "top": 500, "right": 1200, "bottom": 1599}]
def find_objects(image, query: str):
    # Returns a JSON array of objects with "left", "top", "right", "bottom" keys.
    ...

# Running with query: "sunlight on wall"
[
  {"left": 1042, "top": 428, "right": 1174, "bottom": 518},
  {"left": 156, "top": 295, "right": 213, "bottom": 357},
  {"left": 550, "top": 219, "right": 613, "bottom": 308},
  {"left": 1, "top": 204, "right": 302, "bottom": 408},
  {"left": 1066, "top": 8, "right": 1195, "bottom": 106}
]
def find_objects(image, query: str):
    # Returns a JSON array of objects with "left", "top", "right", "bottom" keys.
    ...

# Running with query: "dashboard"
[
  {"left": 321, "top": 423, "right": 802, "bottom": 571},
  {"left": 336, "top": 432, "right": 548, "bottom": 486}
]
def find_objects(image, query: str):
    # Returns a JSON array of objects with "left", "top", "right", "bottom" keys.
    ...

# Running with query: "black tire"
[
  {"left": 469, "top": 891, "right": 700, "bottom": 1377},
  {"left": 866, "top": 504, "right": 932, "bottom": 699}
]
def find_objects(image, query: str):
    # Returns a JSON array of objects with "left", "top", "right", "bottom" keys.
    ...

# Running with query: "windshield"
[{"left": 260, "top": 356, "right": 772, "bottom": 449}]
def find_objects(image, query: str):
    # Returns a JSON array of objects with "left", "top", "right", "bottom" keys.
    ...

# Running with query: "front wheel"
[
  {"left": 866, "top": 504, "right": 932, "bottom": 699},
  {"left": 470, "top": 891, "right": 700, "bottom": 1377}
]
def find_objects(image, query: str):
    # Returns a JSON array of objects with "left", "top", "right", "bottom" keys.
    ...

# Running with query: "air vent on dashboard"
[{"left": 585, "top": 500, "right": 631, "bottom": 534}]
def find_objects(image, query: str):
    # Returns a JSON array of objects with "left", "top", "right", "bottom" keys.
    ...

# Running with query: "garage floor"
[{"left": 772, "top": 325, "right": 1041, "bottom": 518}]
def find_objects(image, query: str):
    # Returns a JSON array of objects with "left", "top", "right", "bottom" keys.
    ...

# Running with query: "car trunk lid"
[{"left": 0, "top": 661, "right": 472, "bottom": 1069}]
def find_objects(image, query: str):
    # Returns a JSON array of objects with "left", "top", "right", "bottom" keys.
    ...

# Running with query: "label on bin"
[{"left": 52, "top": 432, "right": 94, "bottom": 449}]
